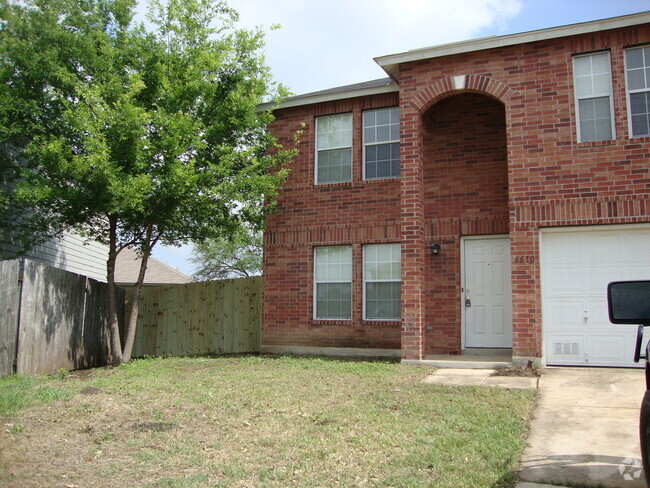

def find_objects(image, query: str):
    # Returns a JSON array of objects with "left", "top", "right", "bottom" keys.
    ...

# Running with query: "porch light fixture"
[{"left": 431, "top": 243, "right": 441, "bottom": 255}]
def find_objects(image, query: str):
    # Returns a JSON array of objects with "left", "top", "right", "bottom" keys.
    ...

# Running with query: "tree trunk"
[
  {"left": 121, "top": 225, "right": 155, "bottom": 364},
  {"left": 106, "top": 216, "right": 123, "bottom": 365}
]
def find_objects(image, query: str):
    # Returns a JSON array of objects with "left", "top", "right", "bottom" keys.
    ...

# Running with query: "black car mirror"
[{"left": 607, "top": 281, "right": 650, "bottom": 325}]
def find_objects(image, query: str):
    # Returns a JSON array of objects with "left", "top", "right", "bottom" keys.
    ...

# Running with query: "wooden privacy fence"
[
  {"left": 128, "top": 277, "right": 262, "bottom": 358},
  {"left": 0, "top": 259, "right": 262, "bottom": 376},
  {"left": 0, "top": 259, "right": 124, "bottom": 376}
]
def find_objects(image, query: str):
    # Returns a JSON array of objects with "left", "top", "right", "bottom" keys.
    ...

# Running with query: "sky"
[{"left": 150, "top": 0, "right": 650, "bottom": 276}]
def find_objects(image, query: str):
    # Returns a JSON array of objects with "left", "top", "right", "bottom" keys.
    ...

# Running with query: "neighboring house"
[
  {"left": 115, "top": 247, "right": 192, "bottom": 286},
  {"left": 1, "top": 231, "right": 109, "bottom": 282},
  {"left": 261, "top": 12, "right": 650, "bottom": 367},
  {"left": 0, "top": 233, "right": 192, "bottom": 285}
]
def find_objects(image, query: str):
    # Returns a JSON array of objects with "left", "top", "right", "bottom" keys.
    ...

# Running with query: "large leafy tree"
[
  {"left": 0, "top": 0, "right": 292, "bottom": 364},
  {"left": 191, "top": 226, "right": 262, "bottom": 280}
]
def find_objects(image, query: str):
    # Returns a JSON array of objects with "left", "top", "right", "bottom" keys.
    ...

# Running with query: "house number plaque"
[{"left": 513, "top": 256, "right": 535, "bottom": 264}]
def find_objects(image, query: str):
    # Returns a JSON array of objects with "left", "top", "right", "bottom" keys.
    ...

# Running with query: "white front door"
[{"left": 464, "top": 237, "right": 513, "bottom": 348}]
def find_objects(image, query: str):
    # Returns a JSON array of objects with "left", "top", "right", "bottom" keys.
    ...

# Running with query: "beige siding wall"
[{"left": 1, "top": 232, "right": 108, "bottom": 282}]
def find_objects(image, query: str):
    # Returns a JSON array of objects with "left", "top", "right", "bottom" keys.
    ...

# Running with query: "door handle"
[{"left": 465, "top": 296, "right": 471, "bottom": 307}]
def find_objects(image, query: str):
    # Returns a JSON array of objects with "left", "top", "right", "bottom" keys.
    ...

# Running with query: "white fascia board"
[
  {"left": 257, "top": 82, "right": 399, "bottom": 112},
  {"left": 375, "top": 11, "right": 650, "bottom": 78}
]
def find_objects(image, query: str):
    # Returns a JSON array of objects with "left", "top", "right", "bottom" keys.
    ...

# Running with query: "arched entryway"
[
  {"left": 399, "top": 80, "right": 513, "bottom": 361},
  {"left": 422, "top": 93, "right": 509, "bottom": 355}
]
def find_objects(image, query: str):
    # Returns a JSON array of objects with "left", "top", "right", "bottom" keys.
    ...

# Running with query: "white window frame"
[
  {"left": 362, "top": 107, "right": 400, "bottom": 180},
  {"left": 625, "top": 45, "right": 650, "bottom": 138},
  {"left": 315, "top": 113, "right": 352, "bottom": 185},
  {"left": 572, "top": 51, "right": 615, "bottom": 143},
  {"left": 363, "top": 243, "right": 401, "bottom": 321},
  {"left": 313, "top": 246, "right": 352, "bottom": 320}
]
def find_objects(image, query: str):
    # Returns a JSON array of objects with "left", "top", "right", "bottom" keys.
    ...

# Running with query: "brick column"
[
  {"left": 509, "top": 224, "right": 542, "bottom": 362},
  {"left": 400, "top": 109, "right": 427, "bottom": 360}
]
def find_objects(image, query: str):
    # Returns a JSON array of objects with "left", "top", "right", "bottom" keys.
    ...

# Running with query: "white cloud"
[
  {"left": 134, "top": 0, "right": 524, "bottom": 94},
  {"left": 227, "top": 0, "right": 523, "bottom": 94}
]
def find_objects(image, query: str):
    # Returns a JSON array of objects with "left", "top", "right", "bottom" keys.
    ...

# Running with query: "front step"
[
  {"left": 402, "top": 359, "right": 511, "bottom": 369},
  {"left": 403, "top": 348, "right": 513, "bottom": 369}
]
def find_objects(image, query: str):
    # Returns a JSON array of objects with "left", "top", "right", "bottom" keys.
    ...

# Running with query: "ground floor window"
[
  {"left": 314, "top": 246, "right": 352, "bottom": 319},
  {"left": 363, "top": 243, "right": 401, "bottom": 320}
]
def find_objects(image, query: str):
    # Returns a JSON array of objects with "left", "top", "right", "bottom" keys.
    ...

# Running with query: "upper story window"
[
  {"left": 573, "top": 52, "right": 615, "bottom": 143},
  {"left": 315, "top": 113, "right": 352, "bottom": 184},
  {"left": 625, "top": 45, "right": 650, "bottom": 138},
  {"left": 314, "top": 246, "right": 352, "bottom": 320},
  {"left": 363, "top": 243, "right": 401, "bottom": 320},
  {"left": 363, "top": 107, "right": 400, "bottom": 180}
]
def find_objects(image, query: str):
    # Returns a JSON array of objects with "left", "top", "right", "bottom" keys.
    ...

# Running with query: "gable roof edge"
[
  {"left": 375, "top": 11, "right": 650, "bottom": 78},
  {"left": 258, "top": 78, "right": 398, "bottom": 112}
]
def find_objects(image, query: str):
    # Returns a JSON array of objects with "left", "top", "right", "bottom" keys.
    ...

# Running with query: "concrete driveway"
[{"left": 518, "top": 367, "right": 646, "bottom": 488}]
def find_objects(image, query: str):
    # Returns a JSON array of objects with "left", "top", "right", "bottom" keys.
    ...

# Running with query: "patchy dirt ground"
[
  {"left": 0, "top": 356, "right": 536, "bottom": 488},
  {"left": 492, "top": 362, "right": 542, "bottom": 378}
]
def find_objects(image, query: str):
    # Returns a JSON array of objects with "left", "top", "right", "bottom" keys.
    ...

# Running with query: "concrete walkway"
[
  {"left": 422, "top": 368, "right": 538, "bottom": 389},
  {"left": 519, "top": 367, "right": 645, "bottom": 488},
  {"left": 425, "top": 367, "right": 647, "bottom": 488}
]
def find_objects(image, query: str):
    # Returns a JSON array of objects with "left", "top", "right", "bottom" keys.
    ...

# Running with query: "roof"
[
  {"left": 262, "top": 11, "right": 650, "bottom": 111},
  {"left": 115, "top": 247, "right": 193, "bottom": 285},
  {"left": 257, "top": 77, "right": 398, "bottom": 112}
]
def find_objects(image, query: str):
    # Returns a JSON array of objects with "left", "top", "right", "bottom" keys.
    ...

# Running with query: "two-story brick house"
[{"left": 261, "top": 12, "right": 650, "bottom": 367}]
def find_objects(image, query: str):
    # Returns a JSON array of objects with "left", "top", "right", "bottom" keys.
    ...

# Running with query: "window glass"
[
  {"left": 363, "top": 107, "right": 400, "bottom": 180},
  {"left": 316, "top": 114, "right": 352, "bottom": 184},
  {"left": 626, "top": 46, "right": 650, "bottom": 137},
  {"left": 364, "top": 243, "right": 400, "bottom": 320},
  {"left": 573, "top": 52, "right": 614, "bottom": 142},
  {"left": 314, "top": 246, "right": 352, "bottom": 319},
  {"left": 630, "top": 92, "right": 650, "bottom": 137},
  {"left": 317, "top": 148, "right": 352, "bottom": 184},
  {"left": 627, "top": 47, "right": 645, "bottom": 69}
]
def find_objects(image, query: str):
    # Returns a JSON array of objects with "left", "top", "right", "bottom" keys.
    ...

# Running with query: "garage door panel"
[
  {"left": 623, "top": 265, "right": 650, "bottom": 281},
  {"left": 547, "top": 300, "right": 584, "bottom": 326},
  {"left": 588, "top": 300, "right": 611, "bottom": 327},
  {"left": 544, "top": 265, "right": 583, "bottom": 295},
  {"left": 587, "top": 335, "right": 627, "bottom": 365},
  {"left": 586, "top": 266, "right": 624, "bottom": 294},
  {"left": 624, "top": 233, "right": 650, "bottom": 258},
  {"left": 585, "top": 233, "right": 622, "bottom": 260},
  {"left": 542, "top": 226, "right": 650, "bottom": 367},
  {"left": 543, "top": 235, "right": 580, "bottom": 263}
]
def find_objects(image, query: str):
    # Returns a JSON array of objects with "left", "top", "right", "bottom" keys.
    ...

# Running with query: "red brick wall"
[
  {"left": 397, "top": 23, "right": 650, "bottom": 359},
  {"left": 265, "top": 22, "right": 650, "bottom": 360},
  {"left": 263, "top": 93, "right": 403, "bottom": 350}
]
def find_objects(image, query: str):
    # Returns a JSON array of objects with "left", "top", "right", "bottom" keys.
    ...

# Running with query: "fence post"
[{"left": 0, "top": 259, "right": 22, "bottom": 376}]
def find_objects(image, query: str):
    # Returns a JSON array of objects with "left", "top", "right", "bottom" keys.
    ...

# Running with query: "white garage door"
[{"left": 542, "top": 225, "right": 650, "bottom": 367}]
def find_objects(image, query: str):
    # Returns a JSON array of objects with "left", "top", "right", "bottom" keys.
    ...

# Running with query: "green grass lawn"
[{"left": 0, "top": 355, "right": 535, "bottom": 487}]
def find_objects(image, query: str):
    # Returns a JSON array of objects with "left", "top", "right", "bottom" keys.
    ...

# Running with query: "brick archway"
[
  {"left": 409, "top": 75, "right": 517, "bottom": 115},
  {"left": 399, "top": 75, "right": 515, "bottom": 361}
]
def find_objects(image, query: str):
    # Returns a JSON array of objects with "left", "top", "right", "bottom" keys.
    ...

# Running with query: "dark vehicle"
[{"left": 608, "top": 280, "right": 650, "bottom": 485}]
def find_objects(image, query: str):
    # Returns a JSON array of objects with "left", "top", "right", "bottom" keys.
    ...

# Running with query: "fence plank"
[
  {"left": 81, "top": 279, "right": 123, "bottom": 369},
  {"left": 131, "top": 277, "right": 262, "bottom": 357},
  {"left": 3, "top": 259, "right": 124, "bottom": 376},
  {"left": 17, "top": 260, "right": 86, "bottom": 375},
  {"left": 0, "top": 260, "right": 20, "bottom": 376}
]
